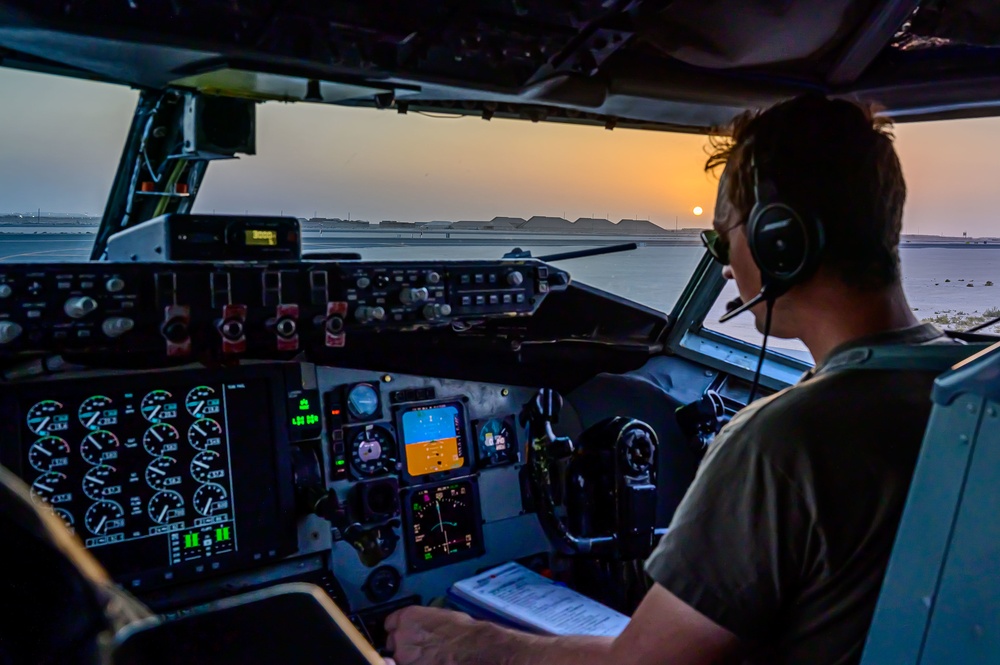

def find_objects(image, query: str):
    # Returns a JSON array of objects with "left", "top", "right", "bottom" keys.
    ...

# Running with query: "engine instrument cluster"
[{"left": 1, "top": 365, "right": 300, "bottom": 589}]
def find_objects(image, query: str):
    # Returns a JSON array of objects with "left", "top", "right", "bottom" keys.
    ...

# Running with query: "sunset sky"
[{"left": 1, "top": 66, "right": 999, "bottom": 237}]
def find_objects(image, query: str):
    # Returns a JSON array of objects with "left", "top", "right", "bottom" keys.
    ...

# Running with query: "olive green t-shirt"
[{"left": 645, "top": 323, "right": 950, "bottom": 665}]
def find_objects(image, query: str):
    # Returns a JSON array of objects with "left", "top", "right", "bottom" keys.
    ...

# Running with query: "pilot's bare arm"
[{"left": 383, "top": 583, "right": 739, "bottom": 665}]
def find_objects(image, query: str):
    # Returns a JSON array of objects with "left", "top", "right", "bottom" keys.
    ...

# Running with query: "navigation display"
[
  {"left": 398, "top": 401, "right": 468, "bottom": 478},
  {"left": 403, "top": 479, "right": 483, "bottom": 572},
  {"left": 6, "top": 368, "right": 297, "bottom": 590}
]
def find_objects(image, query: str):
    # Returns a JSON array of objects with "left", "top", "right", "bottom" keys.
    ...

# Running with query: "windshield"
[{"left": 2, "top": 68, "right": 999, "bottom": 329}]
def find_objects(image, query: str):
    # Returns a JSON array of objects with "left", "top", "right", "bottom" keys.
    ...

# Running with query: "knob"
[
  {"left": 0, "top": 284, "right": 12, "bottom": 299},
  {"left": 326, "top": 315, "right": 345, "bottom": 334},
  {"left": 64, "top": 296, "right": 98, "bottom": 319},
  {"left": 0, "top": 321, "right": 23, "bottom": 344},
  {"left": 507, "top": 271, "right": 524, "bottom": 286},
  {"left": 27, "top": 281, "right": 43, "bottom": 296},
  {"left": 426, "top": 271, "right": 441, "bottom": 285},
  {"left": 162, "top": 319, "right": 188, "bottom": 342},
  {"left": 275, "top": 317, "right": 297, "bottom": 338},
  {"left": 399, "top": 287, "right": 429, "bottom": 305},
  {"left": 356, "top": 277, "right": 371, "bottom": 289},
  {"left": 219, "top": 319, "right": 244, "bottom": 340},
  {"left": 422, "top": 303, "right": 454, "bottom": 320},
  {"left": 101, "top": 317, "right": 134, "bottom": 338},
  {"left": 355, "top": 306, "right": 386, "bottom": 323},
  {"left": 105, "top": 277, "right": 126, "bottom": 293}
]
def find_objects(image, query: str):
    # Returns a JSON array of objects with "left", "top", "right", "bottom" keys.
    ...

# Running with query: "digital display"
[
  {"left": 287, "top": 389, "right": 322, "bottom": 441},
  {"left": 7, "top": 369, "right": 296, "bottom": 590},
  {"left": 245, "top": 228, "right": 278, "bottom": 246},
  {"left": 399, "top": 402, "right": 468, "bottom": 477},
  {"left": 404, "top": 479, "right": 483, "bottom": 572}
]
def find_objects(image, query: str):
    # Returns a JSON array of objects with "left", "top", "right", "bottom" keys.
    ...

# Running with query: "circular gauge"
[
  {"left": 80, "top": 430, "right": 120, "bottom": 466},
  {"left": 185, "top": 385, "right": 219, "bottom": 417},
  {"left": 82, "top": 464, "right": 120, "bottom": 501},
  {"left": 78, "top": 395, "right": 115, "bottom": 430},
  {"left": 193, "top": 483, "right": 228, "bottom": 516},
  {"left": 141, "top": 390, "right": 176, "bottom": 423},
  {"left": 28, "top": 436, "right": 71, "bottom": 472},
  {"left": 190, "top": 449, "right": 225, "bottom": 484},
  {"left": 347, "top": 384, "right": 380, "bottom": 420},
  {"left": 53, "top": 507, "right": 75, "bottom": 531},
  {"left": 30, "top": 471, "right": 69, "bottom": 505},
  {"left": 350, "top": 425, "right": 396, "bottom": 476},
  {"left": 188, "top": 418, "right": 222, "bottom": 451},
  {"left": 476, "top": 418, "right": 517, "bottom": 467},
  {"left": 26, "top": 400, "right": 70, "bottom": 436},
  {"left": 148, "top": 490, "right": 185, "bottom": 524},
  {"left": 143, "top": 423, "right": 180, "bottom": 456},
  {"left": 84, "top": 501, "right": 124, "bottom": 536},
  {"left": 145, "top": 456, "right": 180, "bottom": 491}
]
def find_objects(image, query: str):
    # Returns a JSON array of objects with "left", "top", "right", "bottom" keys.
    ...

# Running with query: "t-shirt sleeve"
[{"left": 644, "top": 410, "right": 810, "bottom": 640}]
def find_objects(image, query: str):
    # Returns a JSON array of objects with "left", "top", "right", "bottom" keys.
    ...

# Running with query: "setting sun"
[{"left": 693, "top": 206, "right": 703, "bottom": 216}]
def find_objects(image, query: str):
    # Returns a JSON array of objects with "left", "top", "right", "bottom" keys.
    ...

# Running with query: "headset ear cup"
[{"left": 748, "top": 203, "right": 823, "bottom": 286}]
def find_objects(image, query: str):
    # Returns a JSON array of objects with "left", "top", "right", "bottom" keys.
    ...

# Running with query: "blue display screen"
[{"left": 399, "top": 403, "right": 466, "bottom": 476}]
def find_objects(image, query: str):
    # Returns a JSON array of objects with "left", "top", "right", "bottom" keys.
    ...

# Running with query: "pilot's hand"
[{"left": 384, "top": 605, "right": 485, "bottom": 665}]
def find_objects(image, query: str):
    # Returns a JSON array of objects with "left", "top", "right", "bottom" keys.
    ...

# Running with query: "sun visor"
[{"left": 636, "top": 0, "right": 880, "bottom": 69}]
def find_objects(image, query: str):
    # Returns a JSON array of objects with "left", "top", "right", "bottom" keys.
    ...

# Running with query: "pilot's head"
[{"left": 706, "top": 93, "right": 907, "bottom": 338}]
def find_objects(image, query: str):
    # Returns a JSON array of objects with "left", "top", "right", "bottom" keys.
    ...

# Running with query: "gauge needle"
[
  {"left": 151, "top": 427, "right": 163, "bottom": 441},
  {"left": 86, "top": 412, "right": 100, "bottom": 427},
  {"left": 436, "top": 501, "right": 449, "bottom": 549},
  {"left": 149, "top": 405, "right": 162, "bottom": 420},
  {"left": 149, "top": 465, "right": 166, "bottom": 476},
  {"left": 38, "top": 417, "right": 50, "bottom": 431},
  {"left": 192, "top": 459, "right": 209, "bottom": 469},
  {"left": 193, "top": 423, "right": 206, "bottom": 436},
  {"left": 89, "top": 475, "right": 105, "bottom": 485},
  {"left": 158, "top": 504, "right": 169, "bottom": 522},
  {"left": 96, "top": 515, "right": 108, "bottom": 533},
  {"left": 192, "top": 401, "right": 203, "bottom": 415},
  {"left": 204, "top": 498, "right": 214, "bottom": 514},
  {"left": 35, "top": 482, "right": 53, "bottom": 492},
  {"left": 85, "top": 434, "right": 102, "bottom": 450},
  {"left": 35, "top": 445, "right": 52, "bottom": 457}
]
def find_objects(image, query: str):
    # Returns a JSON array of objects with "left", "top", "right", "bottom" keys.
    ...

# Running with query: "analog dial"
[
  {"left": 188, "top": 418, "right": 222, "bottom": 451},
  {"left": 78, "top": 395, "right": 116, "bottom": 430},
  {"left": 190, "top": 449, "right": 225, "bottom": 484},
  {"left": 30, "top": 471, "right": 70, "bottom": 505},
  {"left": 80, "top": 430, "right": 120, "bottom": 466},
  {"left": 143, "top": 423, "right": 180, "bottom": 456},
  {"left": 28, "top": 436, "right": 71, "bottom": 472},
  {"left": 148, "top": 490, "right": 185, "bottom": 524},
  {"left": 350, "top": 425, "right": 396, "bottom": 476},
  {"left": 145, "top": 456, "right": 181, "bottom": 491},
  {"left": 141, "top": 390, "right": 177, "bottom": 423},
  {"left": 84, "top": 501, "right": 124, "bottom": 536},
  {"left": 347, "top": 384, "right": 380, "bottom": 420},
  {"left": 193, "top": 483, "right": 229, "bottom": 516},
  {"left": 26, "top": 400, "right": 70, "bottom": 436},
  {"left": 82, "top": 464, "right": 120, "bottom": 501},
  {"left": 53, "top": 507, "right": 74, "bottom": 531},
  {"left": 185, "top": 385, "right": 220, "bottom": 417}
]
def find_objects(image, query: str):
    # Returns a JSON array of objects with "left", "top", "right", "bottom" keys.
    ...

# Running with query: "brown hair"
[{"left": 706, "top": 94, "right": 906, "bottom": 290}]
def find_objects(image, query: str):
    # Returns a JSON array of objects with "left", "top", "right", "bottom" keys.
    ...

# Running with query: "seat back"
[{"left": 861, "top": 342, "right": 1000, "bottom": 665}]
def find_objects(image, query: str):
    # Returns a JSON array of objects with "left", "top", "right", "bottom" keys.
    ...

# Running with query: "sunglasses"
[{"left": 700, "top": 229, "right": 730, "bottom": 266}]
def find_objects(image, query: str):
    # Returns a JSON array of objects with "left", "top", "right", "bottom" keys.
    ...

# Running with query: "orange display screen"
[{"left": 400, "top": 403, "right": 466, "bottom": 477}]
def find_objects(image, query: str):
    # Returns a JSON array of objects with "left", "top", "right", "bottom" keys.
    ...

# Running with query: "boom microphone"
[{"left": 717, "top": 282, "right": 788, "bottom": 323}]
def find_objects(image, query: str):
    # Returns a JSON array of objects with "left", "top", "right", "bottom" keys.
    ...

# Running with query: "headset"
[{"left": 719, "top": 149, "right": 826, "bottom": 323}]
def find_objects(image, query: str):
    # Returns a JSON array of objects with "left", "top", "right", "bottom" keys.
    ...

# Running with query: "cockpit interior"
[{"left": 1, "top": 2, "right": 999, "bottom": 664}]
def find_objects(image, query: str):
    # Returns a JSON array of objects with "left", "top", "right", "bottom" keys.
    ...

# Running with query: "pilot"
[{"left": 384, "top": 94, "right": 951, "bottom": 665}]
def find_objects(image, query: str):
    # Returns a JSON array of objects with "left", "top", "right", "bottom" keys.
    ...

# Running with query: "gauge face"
[
  {"left": 26, "top": 400, "right": 70, "bottom": 436},
  {"left": 148, "top": 490, "right": 185, "bottom": 524},
  {"left": 145, "top": 456, "right": 181, "bottom": 491},
  {"left": 85, "top": 501, "right": 125, "bottom": 536},
  {"left": 193, "top": 483, "right": 229, "bottom": 516},
  {"left": 143, "top": 423, "right": 180, "bottom": 456},
  {"left": 407, "top": 481, "right": 481, "bottom": 572},
  {"left": 28, "top": 436, "right": 71, "bottom": 472},
  {"left": 80, "top": 430, "right": 120, "bottom": 466},
  {"left": 186, "top": 386, "right": 221, "bottom": 418},
  {"left": 347, "top": 384, "right": 380, "bottom": 420},
  {"left": 188, "top": 418, "right": 222, "bottom": 451},
  {"left": 476, "top": 417, "right": 517, "bottom": 467},
  {"left": 30, "top": 471, "right": 70, "bottom": 505},
  {"left": 141, "top": 390, "right": 178, "bottom": 423},
  {"left": 53, "top": 508, "right": 75, "bottom": 532},
  {"left": 190, "top": 449, "right": 226, "bottom": 484},
  {"left": 78, "top": 395, "right": 116, "bottom": 430},
  {"left": 350, "top": 425, "right": 396, "bottom": 476},
  {"left": 82, "top": 464, "right": 121, "bottom": 501}
]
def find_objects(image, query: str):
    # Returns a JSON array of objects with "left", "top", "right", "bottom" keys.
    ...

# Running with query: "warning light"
[
  {"left": 330, "top": 409, "right": 341, "bottom": 416},
  {"left": 335, "top": 459, "right": 346, "bottom": 466}
]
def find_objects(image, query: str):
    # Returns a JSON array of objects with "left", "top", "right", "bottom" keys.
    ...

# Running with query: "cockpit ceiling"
[{"left": 3, "top": 1, "right": 1000, "bottom": 130}]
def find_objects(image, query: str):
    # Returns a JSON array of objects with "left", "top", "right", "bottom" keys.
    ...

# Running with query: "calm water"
[{"left": 1, "top": 233, "right": 997, "bottom": 352}]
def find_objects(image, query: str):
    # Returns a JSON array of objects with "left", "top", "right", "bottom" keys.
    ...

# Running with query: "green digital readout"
[{"left": 287, "top": 390, "right": 322, "bottom": 441}]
